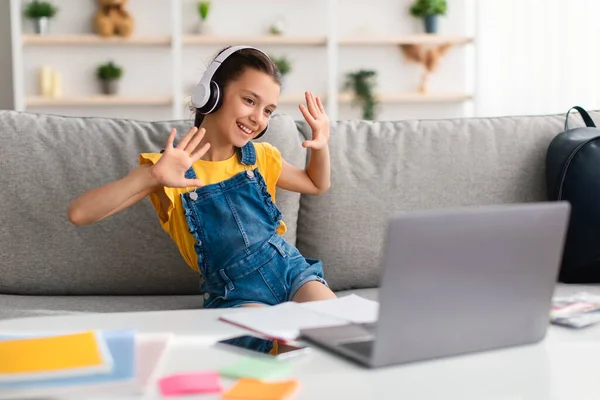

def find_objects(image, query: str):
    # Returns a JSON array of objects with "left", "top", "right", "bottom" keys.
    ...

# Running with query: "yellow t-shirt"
[{"left": 139, "top": 142, "right": 287, "bottom": 272}]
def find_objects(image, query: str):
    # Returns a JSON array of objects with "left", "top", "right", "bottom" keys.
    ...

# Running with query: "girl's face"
[{"left": 215, "top": 68, "right": 280, "bottom": 148}]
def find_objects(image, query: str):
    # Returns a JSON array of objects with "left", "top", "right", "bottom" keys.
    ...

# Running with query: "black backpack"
[{"left": 546, "top": 106, "right": 600, "bottom": 283}]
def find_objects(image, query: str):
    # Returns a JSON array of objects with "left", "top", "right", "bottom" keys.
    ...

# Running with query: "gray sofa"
[{"left": 1, "top": 109, "right": 598, "bottom": 320}]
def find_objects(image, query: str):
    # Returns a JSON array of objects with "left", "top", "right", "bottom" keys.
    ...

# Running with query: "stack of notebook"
[{"left": 0, "top": 330, "right": 171, "bottom": 399}]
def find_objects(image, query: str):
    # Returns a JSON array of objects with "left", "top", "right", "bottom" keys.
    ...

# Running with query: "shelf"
[
  {"left": 182, "top": 35, "right": 327, "bottom": 46},
  {"left": 22, "top": 34, "right": 171, "bottom": 46},
  {"left": 278, "top": 94, "right": 327, "bottom": 104},
  {"left": 26, "top": 95, "right": 173, "bottom": 107},
  {"left": 181, "top": 93, "right": 327, "bottom": 110},
  {"left": 181, "top": 93, "right": 466, "bottom": 106},
  {"left": 339, "top": 92, "right": 472, "bottom": 103},
  {"left": 339, "top": 35, "right": 473, "bottom": 46}
]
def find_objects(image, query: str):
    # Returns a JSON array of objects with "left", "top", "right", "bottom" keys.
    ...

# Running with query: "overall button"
[
  {"left": 203, "top": 292, "right": 210, "bottom": 300},
  {"left": 246, "top": 170, "right": 255, "bottom": 179},
  {"left": 189, "top": 191, "right": 198, "bottom": 201}
]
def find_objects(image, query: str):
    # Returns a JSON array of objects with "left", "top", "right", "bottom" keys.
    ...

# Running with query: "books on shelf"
[{"left": 551, "top": 292, "right": 600, "bottom": 329}]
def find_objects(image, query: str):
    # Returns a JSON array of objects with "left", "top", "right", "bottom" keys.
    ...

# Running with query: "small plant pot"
[
  {"left": 197, "top": 19, "right": 212, "bottom": 34},
  {"left": 424, "top": 14, "right": 438, "bottom": 34},
  {"left": 100, "top": 79, "right": 119, "bottom": 95},
  {"left": 33, "top": 17, "right": 50, "bottom": 35}
]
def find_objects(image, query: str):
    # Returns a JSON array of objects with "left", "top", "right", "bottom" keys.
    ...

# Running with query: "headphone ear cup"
[
  {"left": 254, "top": 123, "right": 268, "bottom": 140},
  {"left": 197, "top": 81, "right": 222, "bottom": 114}
]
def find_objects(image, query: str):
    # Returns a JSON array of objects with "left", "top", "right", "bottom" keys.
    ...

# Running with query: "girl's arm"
[
  {"left": 68, "top": 126, "right": 210, "bottom": 226},
  {"left": 277, "top": 92, "right": 331, "bottom": 195},
  {"left": 278, "top": 146, "right": 330, "bottom": 195},
  {"left": 67, "top": 164, "right": 161, "bottom": 226}
]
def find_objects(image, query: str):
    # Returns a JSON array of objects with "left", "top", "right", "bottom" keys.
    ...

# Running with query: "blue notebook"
[{"left": 0, "top": 330, "right": 135, "bottom": 389}]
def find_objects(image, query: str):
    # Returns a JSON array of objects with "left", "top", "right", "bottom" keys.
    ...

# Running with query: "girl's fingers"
[
  {"left": 165, "top": 128, "right": 177, "bottom": 149},
  {"left": 190, "top": 142, "right": 211, "bottom": 161},
  {"left": 177, "top": 126, "right": 198, "bottom": 149},
  {"left": 299, "top": 104, "right": 315, "bottom": 124},
  {"left": 302, "top": 140, "right": 314, "bottom": 149},
  {"left": 316, "top": 96, "right": 326, "bottom": 114},
  {"left": 305, "top": 92, "right": 318, "bottom": 117},
  {"left": 185, "top": 127, "right": 206, "bottom": 154}
]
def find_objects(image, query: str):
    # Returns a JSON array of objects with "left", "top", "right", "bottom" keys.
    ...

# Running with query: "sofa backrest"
[
  {"left": 0, "top": 111, "right": 306, "bottom": 295},
  {"left": 294, "top": 110, "right": 600, "bottom": 292}
]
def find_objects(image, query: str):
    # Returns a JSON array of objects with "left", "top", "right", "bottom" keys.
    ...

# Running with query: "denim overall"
[{"left": 181, "top": 142, "right": 328, "bottom": 309}]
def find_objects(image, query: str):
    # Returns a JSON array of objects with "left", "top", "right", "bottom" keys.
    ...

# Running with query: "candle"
[
  {"left": 51, "top": 71, "right": 62, "bottom": 98},
  {"left": 40, "top": 66, "right": 52, "bottom": 97}
]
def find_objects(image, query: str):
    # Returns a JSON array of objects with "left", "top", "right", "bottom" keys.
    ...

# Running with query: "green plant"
[
  {"left": 271, "top": 56, "right": 292, "bottom": 76},
  {"left": 24, "top": 0, "right": 58, "bottom": 19},
  {"left": 269, "top": 25, "right": 282, "bottom": 35},
  {"left": 96, "top": 61, "right": 123, "bottom": 80},
  {"left": 409, "top": 0, "right": 447, "bottom": 17},
  {"left": 197, "top": 1, "right": 210, "bottom": 20},
  {"left": 343, "top": 70, "right": 378, "bottom": 120}
]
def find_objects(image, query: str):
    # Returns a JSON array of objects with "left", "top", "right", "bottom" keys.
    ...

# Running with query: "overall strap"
[
  {"left": 236, "top": 142, "right": 257, "bottom": 166},
  {"left": 184, "top": 166, "right": 197, "bottom": 179}
]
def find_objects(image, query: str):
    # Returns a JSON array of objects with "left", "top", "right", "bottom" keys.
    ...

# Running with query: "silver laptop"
[{"left": 300, "top": 202, "right": 571, "bottom": 368}]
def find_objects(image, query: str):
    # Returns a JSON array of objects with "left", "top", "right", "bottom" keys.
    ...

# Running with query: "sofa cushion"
[
  {"left": 0, "top": 111, "right": 305, "bottom": 296},
  {"left": 294, "top": 111, "right": 600, "bottom": 291}
]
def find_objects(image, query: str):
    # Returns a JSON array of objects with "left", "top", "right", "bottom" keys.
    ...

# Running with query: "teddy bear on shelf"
[{"left": 94, "top": 0, "right": 135, "bottom": 38}]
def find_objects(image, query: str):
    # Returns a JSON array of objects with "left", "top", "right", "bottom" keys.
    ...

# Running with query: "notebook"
[
  {"left": 0, "top": 331, "right": 171, "bottom": 399},
  {"left": 219, "top": 295, "right": 379, "bottom": 341},
  {"left": 0, "top": 331, "right": 113, "bottom": 382}
]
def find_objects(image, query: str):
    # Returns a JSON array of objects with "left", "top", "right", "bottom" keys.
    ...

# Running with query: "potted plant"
[
  {"left": 342, "top": 69, "right": 378, "bottom": 120},
  {"left": 24, "top": 0, "right": 58, "bottom": 35},
  {"left": 197, "top": 0, "right": 211, "bottom": 34},
  {"left": 271, "top": 55, "right": 292, "bottom": 78},
  {"left": 268, "top": 16, "right": 287, "bottom": 36},
  {"left": 409, "top": 0, "right": 447, "bottom": 34},
  {"left": 96, "top": 61, "right": 123, "bottom": 95}
]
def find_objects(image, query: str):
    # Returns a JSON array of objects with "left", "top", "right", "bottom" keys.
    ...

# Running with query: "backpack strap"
[{"left": 565, "top": 106, "right": 596, "bottom": 130}]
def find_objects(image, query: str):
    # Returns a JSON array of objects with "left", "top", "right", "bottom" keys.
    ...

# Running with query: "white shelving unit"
[{"left": 10, "top": 0, "right": 477, "bottom": 121}]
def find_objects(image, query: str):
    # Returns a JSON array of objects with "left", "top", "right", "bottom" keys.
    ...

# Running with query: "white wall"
[
  {"left": 336, "top": 0, "right": 471, "bottom": 121},
  {"left": 475, "top": 0, "right": 600, "bottom": 117}
]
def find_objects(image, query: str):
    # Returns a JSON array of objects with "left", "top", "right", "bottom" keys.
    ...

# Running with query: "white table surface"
[{"left": 0, "top": 308, "right": 599, "bottom": 400}]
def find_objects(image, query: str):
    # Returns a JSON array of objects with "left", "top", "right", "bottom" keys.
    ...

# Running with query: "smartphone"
[{"left": 216, "top": 334, "right": 310, "bottom": 360}]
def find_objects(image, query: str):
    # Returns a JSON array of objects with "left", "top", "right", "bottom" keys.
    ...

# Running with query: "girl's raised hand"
[
  {"left": 299, "top": 91, "right": 330, "bottom": 150},
  {"left": 150, "top": 126, "right": 210, "bottom": 188}
]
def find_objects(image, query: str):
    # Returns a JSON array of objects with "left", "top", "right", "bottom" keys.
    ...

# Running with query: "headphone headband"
[{"left": 191, "top": 45, "right": 269, "bottom": 109}]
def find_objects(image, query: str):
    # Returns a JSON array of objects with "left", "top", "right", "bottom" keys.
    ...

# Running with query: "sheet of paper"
[
  {"left": 222, "top": 378, "right": 299, "bottom": 400},
  {"left": 299, "top": 294, "right": 379, "bottom": 323},
  {"left": 220, "top": 302, "right": 348, "bottom": 341},
  {"left": 135, "top": 333, "right": 172, "bottom": 389},
  {"left": 158, "top": 371, "right": 222, "bottom": 396},
  {"left": 218, "top": 357, "right": 293, "bottom": 381},
  {"left": 219, "top": 295, "right": 379, "bottom": 340},
  {"left": 0, "top": 331, "right": 113, "bottom": 382}
]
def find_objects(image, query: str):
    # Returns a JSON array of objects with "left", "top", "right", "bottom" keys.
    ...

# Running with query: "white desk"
[{"left": 0, "top": 309, "right": 598, "bottom": 400}]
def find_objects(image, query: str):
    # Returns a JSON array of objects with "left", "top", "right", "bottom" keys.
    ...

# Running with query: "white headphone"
[{"left": 191, "top": 45, "right": 269, "bottom": 115}]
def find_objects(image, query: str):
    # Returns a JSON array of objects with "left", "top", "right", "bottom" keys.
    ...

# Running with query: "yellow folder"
[{"left": 0, "top": 331, "right": 113, "bottom": 382}]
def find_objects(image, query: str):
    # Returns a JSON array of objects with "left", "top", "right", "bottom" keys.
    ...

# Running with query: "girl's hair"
[{"left": 193, "top": 46, "right": 281, "bottom": 128}]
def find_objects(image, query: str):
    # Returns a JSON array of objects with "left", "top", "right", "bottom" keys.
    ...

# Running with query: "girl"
[{"left": 68, "top": 45, "right": 337, "bottom": 309}]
